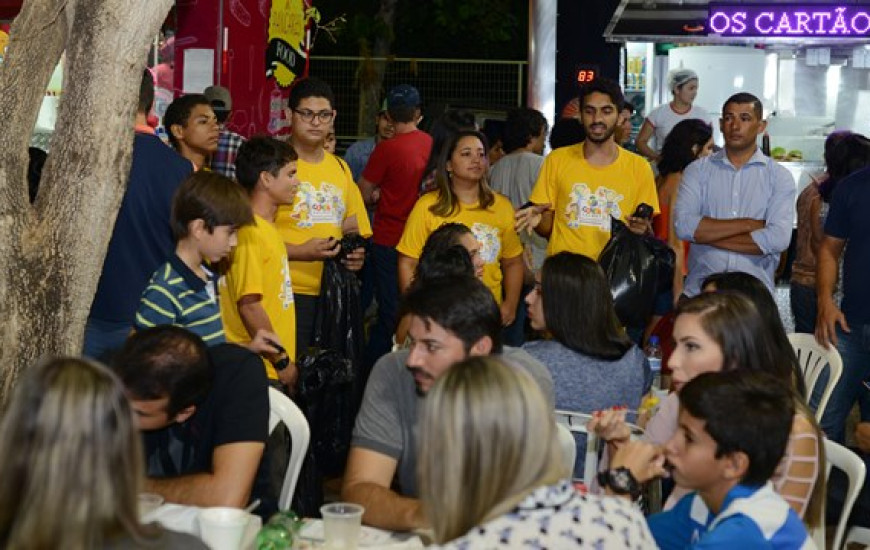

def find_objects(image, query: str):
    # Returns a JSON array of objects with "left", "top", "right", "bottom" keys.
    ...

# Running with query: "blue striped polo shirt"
[{"left": 135, "top": 254, "right": 225, "bottom": 345}]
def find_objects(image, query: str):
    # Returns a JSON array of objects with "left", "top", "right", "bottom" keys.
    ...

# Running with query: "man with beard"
[
  {"left": 517, "top": 78, "right": 658, "bottom": 260},
  {"left": 340, "top": 275, "right": 554, "bottom": 531}
]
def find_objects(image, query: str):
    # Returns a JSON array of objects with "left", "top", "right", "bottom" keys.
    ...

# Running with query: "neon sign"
[{"left": 708, "top": 4, "right": 870, "bottom": 37}]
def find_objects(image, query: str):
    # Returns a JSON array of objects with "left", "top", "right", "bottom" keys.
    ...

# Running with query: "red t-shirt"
[{"left": 363, "top": 129, "right": 433, "bottom": 246}]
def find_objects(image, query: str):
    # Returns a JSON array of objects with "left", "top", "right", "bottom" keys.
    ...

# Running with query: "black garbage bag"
[
  {"left": 598, "top": 217, "right": 675, "bottom": 328},
  {"left": 298, "top": 233, "right": 369, "bottom": 478},
  {"left": 287, "top": 347, "right": 354, "bottom": 517},
  {"left": 297, "top": 348, "right": 356, "bottom": 478},
  {"left": 310, "top": 234, "right": 367, "bottom": 367}
]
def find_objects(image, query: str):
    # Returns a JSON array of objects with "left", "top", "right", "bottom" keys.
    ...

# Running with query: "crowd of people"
[{"left": 5, "top": 63, "right": 870, "bottom": 549}]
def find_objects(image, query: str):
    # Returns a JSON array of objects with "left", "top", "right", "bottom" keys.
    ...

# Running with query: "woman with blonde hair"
[
  {"left": 419, "top": 356, "right": 654, "bottom": 547},
  {"left": 0, "top": 357, "right": 205, "bottom": 549}
]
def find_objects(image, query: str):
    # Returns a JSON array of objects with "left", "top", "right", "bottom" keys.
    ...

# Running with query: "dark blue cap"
[{"left": 387, "top": 84, "right": 421, "bottom": 109}]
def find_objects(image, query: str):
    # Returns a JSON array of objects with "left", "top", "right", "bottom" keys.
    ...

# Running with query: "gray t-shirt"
[
  {"left": 351, "top": 347, "right": 555, "bottom": 497},
  {"left": 490, "top": 151, "right": 543, "bottom": 210},
  {"left": 489, "top": 151, "right": 548, "bottom": 271},
  {"left": 522, "top": 339, "right": 650, "bottom": 478}
]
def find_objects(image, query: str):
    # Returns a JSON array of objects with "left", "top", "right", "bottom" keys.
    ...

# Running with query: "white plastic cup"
[
  {"left": 138, "top": 493, "right": 164, "bottom": 519},
  {"left": 197, "top": 507, "right": 249, "bottom": 550},
  {"left": 320, "top": 502, "right": 364, "bottom": 549}
]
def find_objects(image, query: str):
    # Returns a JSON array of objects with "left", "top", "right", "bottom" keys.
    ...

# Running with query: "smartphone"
[{"left": 632, "top": 203, "right": 654, "bottom": 220}]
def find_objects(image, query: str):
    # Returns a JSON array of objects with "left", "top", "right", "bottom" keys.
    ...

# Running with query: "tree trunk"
[
  {"left": 356, "top": 0, "right": 397, "bottom": 136},
  {"left": 0, "top": 0, "right": 173, "bottom": 405}
]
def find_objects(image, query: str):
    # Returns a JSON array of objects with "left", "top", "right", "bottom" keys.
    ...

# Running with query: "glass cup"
[
  {"left": 138, "top": 493, "right": 164, "bottom": 520},
  {"left": 320, "top": 502, "right": 364, "bottom": 550}
]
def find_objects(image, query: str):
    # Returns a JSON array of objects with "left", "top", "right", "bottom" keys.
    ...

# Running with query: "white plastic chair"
[
  {"left": 846, "top": 525, "right": 870, "bottom": 549},
  {"left": 556, "top": 423, "right": 576, "bottom": 474},
  {"left": 811, "top": 439, "right": 865, "bottom": 550},
  {"left": 555, "top": 410, "right": 644, "bottom": 484},
  {"left": 788, "top": 333, "right": 843, "bottom": 422},
  {"left": 268, "top": 387, "right": 311, "bottom": 510}
]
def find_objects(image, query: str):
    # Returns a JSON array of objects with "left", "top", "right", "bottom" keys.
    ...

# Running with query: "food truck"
[
  {"left": 2, "top": 0, "right": 316, "bottom": 145},
  {"left": 606, "top": 0, "right": 870, "bottom": 190}
]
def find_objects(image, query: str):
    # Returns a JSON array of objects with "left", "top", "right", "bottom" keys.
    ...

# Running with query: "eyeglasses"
[{"left": 293, "top": 109, "right": 335, "bottom": 124}]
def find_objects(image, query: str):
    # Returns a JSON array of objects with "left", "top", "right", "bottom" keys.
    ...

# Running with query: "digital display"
[
  {"left": 577, "top": 69, "right": 596, "bottom": 83},
  {"left": 576, "top": 64, "right": 599, "bottom": 84},
  {"left": 708, "top": 4, "right": 870, "bottom": 37}
]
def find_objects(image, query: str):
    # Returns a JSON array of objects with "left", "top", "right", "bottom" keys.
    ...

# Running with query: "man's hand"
[
  {"left": 287, "top": 237, "right": 341, "bottom": 261},
  {"left": 341, "top": 246, "right": 366, "bottom": 272},
  {"left": 816, "top": 235, "right": 847, "bottom": 348},
  {"left": 246, "top": 329, "right": 283, "bottom": 356},
  {"left": 145, "top": 441, "right": 264, "bottom": 508},
  {"left": 370, "top": 188, "right": 381, "bottom": 204},
  {"left": 342, "top": 447, "right": 426, "bottom": 531},
  {"left": 515, "top": 203, "right": 551, "bottom": 235},
  {"left": 611, "top": 441, "right": 667, "bottom": 485},
  {"left": 693, "top": 217, "right": 765, "bottom": 244},
  {"left": 277, "top": 361, "right": 299, "bottom": 390},
  {"left": 856, "top": 423, "right": 870, "bottom": 454},
  {"left": 626, "top": 216, "right": 652, "bottom": 236},
  {"left": 816, "top": 296, "right": 849, "bottom": 348}
]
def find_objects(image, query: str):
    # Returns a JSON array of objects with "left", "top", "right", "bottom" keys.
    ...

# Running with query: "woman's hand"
[
  {"left": 588, "top": 408, "right": 632, "bottom": 448},
  {"left": 499, "top": 301, "right": 517, "bottom": 327}
]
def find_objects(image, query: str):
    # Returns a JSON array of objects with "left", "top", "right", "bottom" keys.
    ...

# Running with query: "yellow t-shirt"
[
  {"left": 219, "top": 215, "right": 295, "bottom": 380},
  {"left": 529, "top": 143, "right": 659, "bottom": 259},
  {"left": 275, "top": 154, "right": 372, "bottom": 296},
  {"left": 396, "top": 192, "right": 523, "bottom": 303}
]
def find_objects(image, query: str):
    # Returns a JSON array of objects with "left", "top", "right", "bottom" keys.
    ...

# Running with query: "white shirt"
[{"left": 647, "top": 103, "right": 713, "bottom": 153}]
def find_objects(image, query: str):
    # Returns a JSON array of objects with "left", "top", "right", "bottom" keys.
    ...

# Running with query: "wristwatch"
[
  {"left": 273, "top": 355, "right": 290, "bottom": 371},
  {"left": 597, "top": 467, "right": 641, "bottom": 499}
]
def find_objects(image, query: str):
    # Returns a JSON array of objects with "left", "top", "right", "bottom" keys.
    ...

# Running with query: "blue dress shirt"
[{"left": 674, "top": 147, "right": 795, "bottom": 296}]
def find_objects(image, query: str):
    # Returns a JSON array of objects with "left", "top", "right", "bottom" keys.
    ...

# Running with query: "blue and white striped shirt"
[{"left": 135, "top": 254, "right": 225, "bottom": 345}]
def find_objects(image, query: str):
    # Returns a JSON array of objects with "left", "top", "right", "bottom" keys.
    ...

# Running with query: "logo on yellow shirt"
[
  {"left": 290, "top": 182, "right": 346, "bottom": 228},
  {"left": 279, "top": 257, "right": 294, "bottom": 309},
  {"left": 565, "top": 184, "right": 624, "bottom": 232},
  {"left": 471, "top": 223, "right": 501, "bottom": 264}
]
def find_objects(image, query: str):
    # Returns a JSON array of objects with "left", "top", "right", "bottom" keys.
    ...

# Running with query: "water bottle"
[
  {"left": 645, "top": 336, "right": 663, "bottom": 390},
  {"left": 255, "top": 510, "right": 302, "bottom": 550}
]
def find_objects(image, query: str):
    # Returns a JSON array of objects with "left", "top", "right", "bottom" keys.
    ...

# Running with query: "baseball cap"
[
  {"left": 204, "top": 85, "right": 232, "bottom": 123},
  {"left": 387, "top": 84, "right": 421, "bottom": 109}
]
